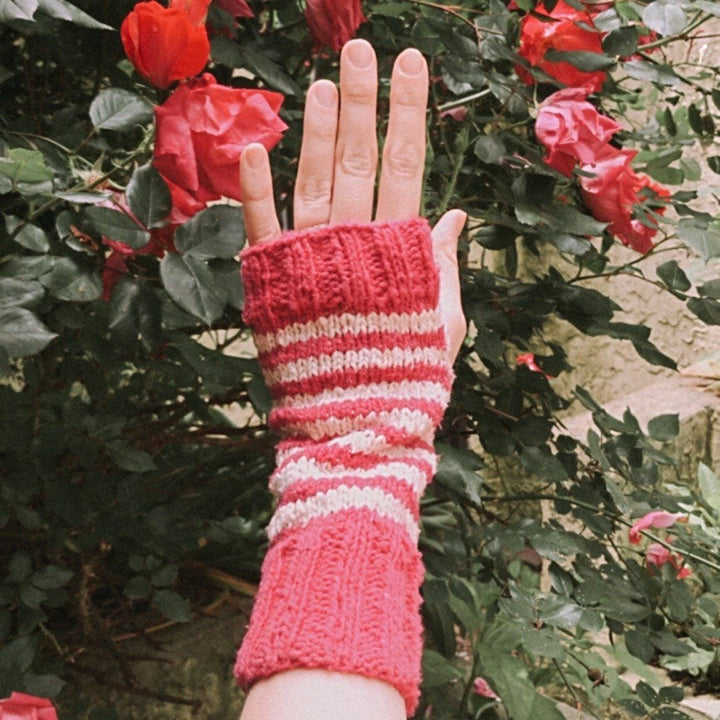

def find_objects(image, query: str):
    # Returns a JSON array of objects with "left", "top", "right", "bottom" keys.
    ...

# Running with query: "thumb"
[{"left": 430, "top": 209, "right": 467, "bottom": 364}]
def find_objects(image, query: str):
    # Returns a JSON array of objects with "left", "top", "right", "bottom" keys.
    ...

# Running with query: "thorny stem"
[{"left": 638, "top": 11, "right": 712, "bottom": 52}]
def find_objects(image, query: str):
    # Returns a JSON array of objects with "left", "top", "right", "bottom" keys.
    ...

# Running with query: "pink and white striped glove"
[{"left": 234, "top": 217, "right": 453, "bottom": 716}]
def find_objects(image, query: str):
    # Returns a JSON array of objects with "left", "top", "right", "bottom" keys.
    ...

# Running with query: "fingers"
[
  {"left": 240, "top": 144, "right": 282, "bottom": 245},
  {"left": 375, "top": 49, "right": 429, "bottom": 223},
  {"left": 294, "top": 80, "right": 339, "bottom": 231},
  {"left": 431, "top": 209, "right": 468, "bottom": 363},
  {"left": 329, "top": 40, "right": 378, "bottom": 224}
]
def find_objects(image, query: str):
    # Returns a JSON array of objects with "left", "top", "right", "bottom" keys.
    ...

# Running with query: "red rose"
[
  {"left": 517, "top": 0, "right": 606, "bottom": 92},
  {"left": 169, "top": 0, "right": 212, "bottom": 24},
  {"left": 163, "top": 176, "right": 208, "bottom": 225},
  {"left": 305, "top": 0, "right": 366, "bottom": 52},
  {"left": 120, "top": 1, "right": 210, "bottom": 89},
  {"left": 580, "top": 150, "right": 670, "bottom": 254},
  {"left": 153, "top": 73, "right": 287, "bottom": 203},
  {"left": 0, "top": 693, "right": 57, "bottom": 720},
  {"left": 535, "top": 87, "right": 622, "bottom": 176}
]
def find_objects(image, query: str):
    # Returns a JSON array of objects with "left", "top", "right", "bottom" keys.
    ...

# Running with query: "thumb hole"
[{"left": 430, "top": 209, "right": 467, "bottom": 363}]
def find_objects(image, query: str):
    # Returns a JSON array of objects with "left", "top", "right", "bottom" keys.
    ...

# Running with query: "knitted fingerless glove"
[{"left": 233, "top": 217, "right": 453, "bottom": 716}]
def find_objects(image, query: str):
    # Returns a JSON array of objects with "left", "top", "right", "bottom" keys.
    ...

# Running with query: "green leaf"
[
  {"left": 86, "top": 206, "right": 150, "bottom": 248},
  {"left": 647, "top": 413, "right": 679, "bottom": 440},
  {"left": 160, "top": 253, "right": 226, "bottom": 324},
  {"left": 5, "top": 217, "right": 49, "bottom": 252},
  {"left": 211, "top": 36, "right": 302, "bottom": 95},
  {"left": 687, "top": 297, "right": 720, "bottom": 325},
  {"left": 124, "top": 575, "right": 152, "bottom": 600},
  {"left": 108, "top": 277, "right": 163, "bottom": 352},
  {"left": 602, "top": 25, "right": 638, "bottom": 56},
  {"left": 420, "top": 649, "right": 464, "bottom": 688},
  {"left": 0, "top": 0, "right": 38, "bottom": 22},
  {"left": 126, "top": 164, "right": 171, "bottom": 229},
  {"left": 0, "top": 307, "right": 56, "bottom": 358},
  {"left": 653, "top": 709, "right": 694, "bottom": 720},
  {"left": 35, "top": 0, "right": 111, "bottom": 28},
  {"left": 698, "top": 462, "right": 720, "bottom": 514},
  {"left": 435, "top": 443, "right": 484, "bottom": 505},
  {"left": 41, "top": 257, "right": 102, "bottom": 302},
  {"left": 23, "top": 673, "right": 65, "bottom": 698},
  {"left": 106, "top": 440, "right": 156, "bottom": 472},
  {"left": 656, "top": 260, "right": 691, "bottom": 292},
  {"left": 474, "top": 135, "right": 506, "bottom": 164},
  {"left": 677, "top": 222, "right": 720, "bottom": 262},
  {"left": 688, "top": 104, "right": 704, "bottom": 135},
  {"left": 636, "top": 681, "right": 660, "bottom": 708},
  {"left": 546, "top": 233, "right": 592, "bottom": 255},
  {"left": 619, "top": 698, "right": 650, "bottom": 716},
  {"left": 0, "top": 278, "right": 44, "bottom": 309},
  {"left": 153, "top": 589, "right": 191, "bottom": 622},
  {"left": 520, "top": 447, "right": 568, "bottom": 482},
  {"left": 31, "top": 565, "right": 73, "bottom": 590},
  {"left": 151, "top": 564, "right": 178, "bottom": 587},
  {"left": 642, "top": 0, "right": 687, "bottom": 36},
  {"left": 623, "top": 59, "right": 681, "bottom": 86},
  {"left": 174, "top": 205, "right": 245, "bottom": 259},
  {"left": 89, "top": 88, "right": 153, "bottom": 132},
  {"left": 0, "top": 148, "right": 53, "bottom": 194},
  {"left": 708, "top": 156, "right": 720, "bottom": 174},
  {"left": 631, "top": 339, "right": 677, "bottom": 369},
  {"left": 544, "top": 49, "right": 617, "bottom": 71}
]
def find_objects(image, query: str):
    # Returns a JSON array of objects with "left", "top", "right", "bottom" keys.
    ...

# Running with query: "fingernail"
[
  {"left": 244, "top": 144, "right": 265, "bottom": 170},
  {"left": 346, "top": 40, "right": 373, "bottom": 68},
  {"left": 398, "top": 49, "right": 424, "bottom": 76},
  {"left": 313, "top": 81, "right": 336, "bottom": 108}
]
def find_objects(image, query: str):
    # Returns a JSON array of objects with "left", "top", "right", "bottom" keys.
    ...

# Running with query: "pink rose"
[
  {"left": 535, "top": 88, "right": 622, "bottom": 176},
  {"left": 646, "top": 542, "right": 692, "bottom": 579},
  {"left": 0, "top": 693, "right": 58, "bottom": 720},
  {"left": 629, "top": 511, "right": 687, "bottom": 544},
  {"left": 154, "top": 73, "right": 287, "bottom": 204},
  {"left": 473, "top": 677, "right": 500, "bottom": 699},
  {"left": 516, "top": 353, "right": 554, "bottom": 379},
  {"left": 580, "top": 150, "right": 670, "bottom": 254}
]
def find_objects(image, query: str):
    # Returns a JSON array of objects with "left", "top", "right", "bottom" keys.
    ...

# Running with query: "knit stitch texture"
[{"left": 234, "top": 217, "right": 453, "bottom": 716}]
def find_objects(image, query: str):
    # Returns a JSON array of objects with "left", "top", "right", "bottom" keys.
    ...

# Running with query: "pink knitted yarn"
[{"left": 234, "top": 218, "right": 453, "bottom": 716}]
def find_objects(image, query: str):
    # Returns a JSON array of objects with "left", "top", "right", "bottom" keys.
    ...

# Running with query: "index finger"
[{"left": 240, "top": 143, "right": 282, "bottom": 246}]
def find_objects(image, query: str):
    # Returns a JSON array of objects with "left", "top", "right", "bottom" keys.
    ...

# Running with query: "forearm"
[
  {"left": 233, "top": 218, "right": 451, "bottom": 717},
  {"left": 240, "top": 669, "right": 405, "bottom": 720}
]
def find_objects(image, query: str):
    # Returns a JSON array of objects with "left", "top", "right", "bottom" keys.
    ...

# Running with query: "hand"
[{"left": 239, "top": 39, "right": 466, "bottom": 362}]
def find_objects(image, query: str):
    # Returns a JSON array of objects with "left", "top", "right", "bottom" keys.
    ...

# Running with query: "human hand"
[{"left": 239, "top": 39, "right": 467, "bottom": 362}]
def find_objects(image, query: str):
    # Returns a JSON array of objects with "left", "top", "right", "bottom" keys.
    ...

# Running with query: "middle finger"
[{"left": 329, "top": 40, "right": 378, "bottom": 224}]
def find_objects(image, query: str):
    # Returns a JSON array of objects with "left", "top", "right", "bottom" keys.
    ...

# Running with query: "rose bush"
[{"left": 1, "top": 0, "right": 720, "bottom": 717}]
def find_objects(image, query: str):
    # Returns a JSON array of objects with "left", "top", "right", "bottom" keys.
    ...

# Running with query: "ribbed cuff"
[
  {"left": 233, "top": 508, "right": 426, "bottom": 716},
  {"left": 240, "top": 218, "right": 438, "bottom": 335}
]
